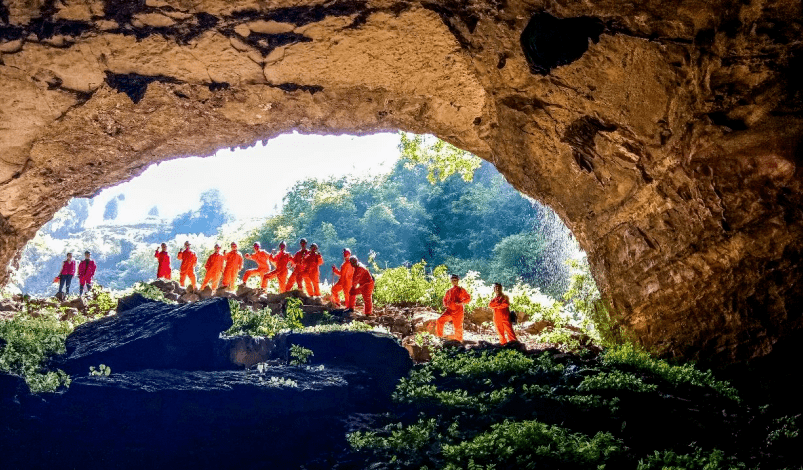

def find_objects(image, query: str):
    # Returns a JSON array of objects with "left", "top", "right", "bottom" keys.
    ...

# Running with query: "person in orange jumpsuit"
[
  {"left": 242, "top": 242, "right": 271, "bottom": 288},
  {"left": 286, "top": 238, "right": 310, "bottom": 292},
  {"left": 330, "top": 248, "right": 353, "bottom": 307},
  {"left": 489, "top": 283, "right": 518, "bottom": 345},
  {"left": 347, "top": 256, "right": 375, "bottom": 316},
  {"left": 221, "top": 242, "right": 244, "bottom": 291},
  {"left": 200, "top": 244, "right": 225, "bottom": 290},
  {"left": 176, "top": 241, "right": 198, "bottom": 290},
  {"left": 303, "top": 243, "right": 324, "bottom": 296},
  {"left": 263, "top": 242, "right": 291, "bottom": 292},
  {"left": 436, "top": 274, "right": 471, "bottom": 342},
  {"left": 154, "top": 243, "right": 171, "bottom": 280}
]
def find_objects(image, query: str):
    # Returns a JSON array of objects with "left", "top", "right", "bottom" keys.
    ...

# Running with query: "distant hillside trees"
[
  {"left": 246, "top": 148, "right": 579, "bottom": 296},
  {"left": 170, "top": 189, "right": 233, "bottom": 236}
]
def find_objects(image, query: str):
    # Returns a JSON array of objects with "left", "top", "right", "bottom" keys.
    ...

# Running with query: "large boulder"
[
  {"left": 285, "top": 331, "right": 413, "bottom": 398},
  {"left": 55, "top": 298, "right": 232, "bottom": 375},
  {"left": 213, "top": 335, "right": 281, "bottom": 369},
  {"left": 1, "top": 367, "right": 352, "bottom": 469},
  {"left": 116, "top": 292, "right": 157, "bottom": 313}
]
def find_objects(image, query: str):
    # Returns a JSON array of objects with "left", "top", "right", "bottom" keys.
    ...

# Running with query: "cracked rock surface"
[{"left": 1, "top": 0, "right": 802, "bottom": 366}]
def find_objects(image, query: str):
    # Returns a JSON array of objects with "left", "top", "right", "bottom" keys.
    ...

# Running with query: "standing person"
[
  {"left": 286, "top": 239, "right": 310, "bottom": 292},
  {"left": 263, "top": 242, "right": 291, "bottom": 292},
  {"left": 154, "top": 243, "right": 171, "bottom": 280},
  {"left": 489, "top": 283, "right": 518, "bottom": 345},
  {"left": 200, "top": 244, "right": 225, "bottom": 290},
  {"left": 436, "top": 274, "right": 471, "bottom": 342},
  {"left": 331, "top": 248, "right": 353, "bottom": 307},
  {"left": 176, "top": 241, "right": 198, "bottom": 291},
  {"left": 242, "top": 242, "right": 271, "bottom": 288},
  {"left": 57, "top": 252, "right": 76, "bottom": 297},
  {"left": 303, "top": 243, "right": 324, "bottom": 296},
  {"left": 347, "top": 256, "right": 375, "bottom": 316},
  {"left": 77, "top": 251, "right": 96, "bottom": 295},
  {"left": 221, "top": 242, "right": 244, "bottom": 291}
]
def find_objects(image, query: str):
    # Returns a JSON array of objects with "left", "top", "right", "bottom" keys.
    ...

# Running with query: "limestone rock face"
[{"left": 1, "top": 0, "right": 802, "bottom": 365}]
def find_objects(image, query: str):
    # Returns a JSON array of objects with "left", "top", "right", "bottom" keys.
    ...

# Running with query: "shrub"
[
  {"left": 289, "top": 344, "right": 314, "bottom": 365},
  {"left": 636, "top": 446, "right": 747, "bottom": 470},
  {"left": 441, "top": 419, "right": 625, "bottom": 470},
  {"left": 601, "top": 343, "right": 739, "bottom": 401},
  {"left": 0, "top": 310, "right": 74, "bottom": 392}
]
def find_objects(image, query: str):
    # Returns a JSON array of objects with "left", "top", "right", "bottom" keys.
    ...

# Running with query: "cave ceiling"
[{"left": 1, "top": 0, "right": 802, "bottom": 365}]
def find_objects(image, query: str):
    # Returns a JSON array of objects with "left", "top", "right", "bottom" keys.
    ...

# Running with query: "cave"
[{"left": 1, "top": 0, "right": 803, "bottom": 370}]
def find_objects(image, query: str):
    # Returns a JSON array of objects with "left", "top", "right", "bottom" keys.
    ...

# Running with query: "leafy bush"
[
  {"left": 373, "top": 261, "right": 451, "bottom": 308},
  {"left": 601, "top": 343, "right": 740, "bottom": 401},
  {"left": 131, "top": 282, "right": 172, "bottom": 303},
  {"left": 89, "top": 364, "right": 111, "bottom": 376},
  {"left": 441, "top": 419, "right": 625, "bottom": 470},
  {"left": 225, "top": 300, "right": 288, "bottom": 337},
  {"left": 285, "top": 297, "right": 304, "bottom": 330},
  {"left": 636, "top": 446, "right": 747, "bottom": 470},
  {"left": 563, "top": 259, "right": 622, "bottom": 347},
  {"left": 578, "top": 370, "right": 658, "bottom": 394},
  {"left": 85, "top": 285, "right": 116, "bottom": 317},
  {"left": 0, "top": 310, "right": 74, "bottom": 392},
  {"left": 289, "top": 344, "right": 314, "bottom": 365}
]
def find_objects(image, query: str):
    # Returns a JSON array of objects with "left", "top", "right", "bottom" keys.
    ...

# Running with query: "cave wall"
[{"left": 1, "top": 0, "right": 802, "bottom": 365}]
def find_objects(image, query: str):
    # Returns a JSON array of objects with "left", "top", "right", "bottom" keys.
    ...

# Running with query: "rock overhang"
[{"left": 1, "top": 0, "right": 802, "bottom": 367}]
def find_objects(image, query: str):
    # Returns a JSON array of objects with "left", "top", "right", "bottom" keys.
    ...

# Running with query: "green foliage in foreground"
[
  {"left": 601, "top": 343, "right": 740, "bottom": 402},
  {"left": 0, "top": 310, "right": 73, "bottom": 392},
  {"left": 441, "top": 420, "right": 624, "bottom": 470},
  {"left": 224, "top": 297, "right": 373, "bottom": 338},
  {"left": 289, "top": 344, "right": 314, "bottom": 365},
  {"left": 350, "top": 347, "right": 749, "bottom": 469}
]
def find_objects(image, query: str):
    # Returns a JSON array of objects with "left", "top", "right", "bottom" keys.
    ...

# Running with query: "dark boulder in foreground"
[
  {"left": 2, "top": 299, "right": 413, "bottom": 469},
  {"left": 55, "top": 298, "right": 232, "bottom": 375},
  {"left": 115, "top": 292, "right": 157, "bottom": 313},
  {"left": 2, "top": 367, "right": 353, "bottom": 469},
  {"left": 286, "top": 331, "right": 414, "bottom": 396}
]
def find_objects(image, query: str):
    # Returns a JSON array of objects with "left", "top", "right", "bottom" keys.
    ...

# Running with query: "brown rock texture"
[{"left": 1, "top": 0, "right": 802, "bottom": 366}]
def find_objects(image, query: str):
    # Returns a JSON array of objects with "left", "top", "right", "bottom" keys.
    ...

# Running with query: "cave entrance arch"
[{"left": 2, "top": 0, "right": 803, "bottom": 366}]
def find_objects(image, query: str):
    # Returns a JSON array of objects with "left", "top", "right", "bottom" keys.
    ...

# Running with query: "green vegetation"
[
  {"left": 0, "top": 309, "right": 73, "bottom": 392},
  {"left": 349, "top": 346, "right": 752, "bottom": 469},
  {"left": 398, "top": 132, "right": 482, "bottom": 184},
  {"left": 89, "top": 364, "right": 111, "bottom": 377},
  {"left": 244, "top": 135, "right": 578, "bottom": 298},
  {"left": 601, "top": 343, "right": 740, "bottom": 402},
  {"left": 225, "top": 300, "right": 290, "bottom": 337},
  {"left": 289, "top": 344, "right": 314, "bottom": 366}
]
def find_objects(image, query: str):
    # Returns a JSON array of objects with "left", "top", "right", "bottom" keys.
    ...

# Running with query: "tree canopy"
[{"left": 245, "top": 141, "right": 577, "bottom": 296}]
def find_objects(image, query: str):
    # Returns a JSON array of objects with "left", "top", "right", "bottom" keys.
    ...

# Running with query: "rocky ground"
[
  {"left": 1, "top": 279, "right": 597, "bottom": 364},
  {"left": 2, "top": 283, "right": 803, "bottom": 469}
]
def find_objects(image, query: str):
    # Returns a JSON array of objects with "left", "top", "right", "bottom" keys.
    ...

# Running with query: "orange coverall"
[
  {"left": 221, "top": 250, "right": 243, "bottom": 290},
  {"left": 348, "top": 264, "right": 375, "bottom": 316},
  {"left": 302, "top": 251, "right": 324, "bottom": 296},
  {"left": 154, "top": 250, "right": 171, "bottom": 280},
  {"left": 436, "top": 286, "right": 471, "bottom": 341},
  {"left": 286, "top": 249, "right": 311, "bottom": 293},
  {"left": 243, "top": 249, "right": 271, "bottom": 287},
  {"left": 264, "top": 250, "right": 291, "bottom": 292},
  {"left": 200, "top": 252, "right": 225, "bottom": 290},
  {"left": 176, "top": 249, "right": 198, "bottom": 289},
  {"left": 331, "top": 259, "right": 353, "bottom": 307},
  {"left": 489, "top": 295, "right": 518, "bottom": 345}
]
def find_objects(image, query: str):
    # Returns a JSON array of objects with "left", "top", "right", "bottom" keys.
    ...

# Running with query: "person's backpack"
[{"left": 509, "top": 311, "right": 518, "bottom": 324}]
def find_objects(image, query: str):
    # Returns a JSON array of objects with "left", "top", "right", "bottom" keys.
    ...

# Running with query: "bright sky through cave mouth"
[{"left": 84, "top": 132, "right": 402, "bottom": 226}]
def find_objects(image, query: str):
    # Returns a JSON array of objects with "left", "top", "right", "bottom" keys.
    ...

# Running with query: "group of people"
[
  {"left": 437, "top": 274, "right": 518, "bottom": 346},
  {"left": 154, "top": 238, "right": 377, "bottom": 315},
  {"left": 54, "top": 240, "right": 518, "bottom": 345},
  {"left": 55, "top": 251, "right": 97, "bottom": 296}
]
